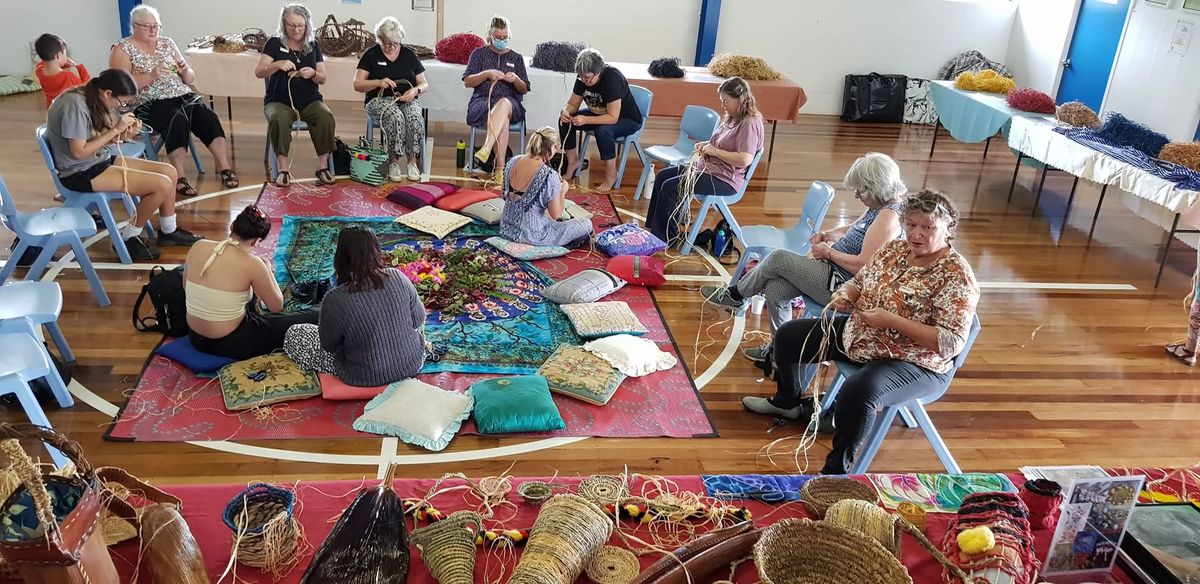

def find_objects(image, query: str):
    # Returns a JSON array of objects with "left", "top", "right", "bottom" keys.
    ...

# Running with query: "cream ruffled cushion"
[{"left": 583, "top": 334, "right": 677, "bottom": 377}]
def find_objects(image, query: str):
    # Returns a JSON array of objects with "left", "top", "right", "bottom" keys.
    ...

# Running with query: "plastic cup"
[{"left": 751, "top": 295, "right": 766, "bottom": 314}]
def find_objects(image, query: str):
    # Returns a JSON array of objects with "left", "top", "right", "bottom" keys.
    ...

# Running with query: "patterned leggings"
[
  {"left": 366, "top": 98, "right": 424, "bottom": 159},
  {"left": 283, "top": 323, "right": 340, "bottom": 376},
  {"left": 1190, "top": 302, "right": 1200, "bottom": 351},
  {"left": 734, "top": 249, "right": 836, "bottom": 332}
]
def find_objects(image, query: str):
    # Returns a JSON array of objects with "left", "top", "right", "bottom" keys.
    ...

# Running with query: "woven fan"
[{"left": 300, "top": 463, "right": 409, "bottom": 583}]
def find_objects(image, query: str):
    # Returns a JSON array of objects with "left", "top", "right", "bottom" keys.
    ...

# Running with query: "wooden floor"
[{"left": 1, "top": 91, "right": 1197, "bottom": 485}]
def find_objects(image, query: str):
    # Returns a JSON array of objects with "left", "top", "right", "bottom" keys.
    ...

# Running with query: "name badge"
[
  {"left": 378, "top": 62, "right": 387, "bottom": 66},
  {"left": 505, "top": 61, "right": 515, "bottom": 68},
  {"left": 279, "top": 47, "right": 290, "bottom": 53}
]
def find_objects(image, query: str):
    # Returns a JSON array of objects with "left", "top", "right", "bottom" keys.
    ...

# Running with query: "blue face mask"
[{"left": 491, "top": 38, "right": 509, "bottom": 51}]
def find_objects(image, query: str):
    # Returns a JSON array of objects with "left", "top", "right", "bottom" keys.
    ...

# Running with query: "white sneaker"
[
  {"left": 407, "top": 161, "right": 421, "bottom": 181},
  {"left": 388, "top": 162, "right": 404, "bottom": 182}
]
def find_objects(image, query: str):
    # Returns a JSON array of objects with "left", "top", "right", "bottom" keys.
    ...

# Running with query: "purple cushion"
[
  {"left": 594, "top": 223, "right": 668, "bottom": 257},
  {"left": 386, "top": 182, "right": 460, "bottom": 210}
]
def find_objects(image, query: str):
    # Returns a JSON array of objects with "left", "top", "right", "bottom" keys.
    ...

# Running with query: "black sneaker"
[
  {"left": 700, "top": 285, "right": 747, "bottom": 310},
  {"left": 122, "top": 236, "right": 161, "bottom": 261},
  {"left": 158, "top": 227, "right": 201, "bottom": 246}
]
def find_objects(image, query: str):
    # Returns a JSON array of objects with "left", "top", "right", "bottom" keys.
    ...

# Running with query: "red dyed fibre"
[
  {"left": 435, "top": 33, "right": 484, "bottom": 65},
  {"left": 1006, "top": 88, "right": 1057, "bottom": 114}
]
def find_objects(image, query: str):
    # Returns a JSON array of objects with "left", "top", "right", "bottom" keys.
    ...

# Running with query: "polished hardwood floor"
[{"left": 1, "top": 91, "right": 1197, "bottom": 485}]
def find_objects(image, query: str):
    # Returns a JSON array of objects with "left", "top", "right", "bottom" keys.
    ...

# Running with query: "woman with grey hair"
[
  {"left": 701, "top": 152, "right": 906, "bottom": 361},
  {"left": 254, "top": 3, "right": 336, "bottom": 187},
  {"left": 557, "top": 48, "right": 643, "bottom": 192},
  {"left": 110, "top": 4, "right": 238, "bottom": 195},
  {"left": 354, "top": 16, "right": 429, "bottom": 182}
]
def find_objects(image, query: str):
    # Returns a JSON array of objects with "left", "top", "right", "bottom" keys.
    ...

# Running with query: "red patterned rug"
[{"left": 105, "top": 180, "right": 716, "bottom": 443}]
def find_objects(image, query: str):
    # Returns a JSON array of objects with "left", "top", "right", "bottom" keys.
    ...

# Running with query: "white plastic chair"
[
  {"left": 633, "top": 105, "right": 720, "bottom": 200},
  {"left": 729, "top": 180, "right": 836, "bottom": 284},
  {"left": 0, "top": 331, "right": 73, "bottom": 468}
]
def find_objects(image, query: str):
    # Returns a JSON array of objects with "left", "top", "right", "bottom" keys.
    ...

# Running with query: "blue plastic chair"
[
  {"left": 0, "top": 281, "right": 75, "bottom": 363},
  {"left": 0, "top": 331, "right": 73, "bottom": 468},
  {"left": 466, "top": 120, "right": 527, "bottom": 172},
  {"left": 104, "top": 140, "right": 147, "bottom": 159},
  {"left": 35, "top": 125, "right": 147, "bottom": 266},
  {"left": 680, "top": 148, "right": 765, "bottom": 256},
  {"left": 818, "top": 315, "right": 982, "bottom": 474},
  {"left": 730, "top": 181, "right": 836, "bottom": 284},
  {"left": 141, "top": 127, "right": 204, "bottom": 173},
  {"left": 266, "top": 120, "right": 336, "bottom": 178},
  {"left": 633, "top": 105, "right": 720, "bottom": 200},
  {"left": 365, "top": 107, "right": 431, "bottom": 172},
  {"left": 576, "top": 85, "right": 653, "bottom": 189},
  {"left": 0, "top": 174, "right": 109, "bottom": 307}
]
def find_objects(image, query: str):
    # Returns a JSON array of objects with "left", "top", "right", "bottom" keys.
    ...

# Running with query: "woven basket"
[
  {"left": 411, "top": 511, "right": 481, "bottom": 584},
  {"left": 509, "top": 494, "right": 613, "bottom": 584},
  {"left": 754, "top": 518, "right": 911, "bottom": 584},
  {"left": 222, "top": 483, "right": 299, "bottom": 569},
  {"left": 800, "top": 476, "right": 878, "bottom": 519}
]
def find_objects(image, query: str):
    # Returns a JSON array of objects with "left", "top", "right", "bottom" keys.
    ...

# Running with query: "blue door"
[{"left": 1056, "top": 0, "right": 1132, "bottom": 111}]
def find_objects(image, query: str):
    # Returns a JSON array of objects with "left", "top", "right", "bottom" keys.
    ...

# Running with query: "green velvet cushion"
[{"left": 469, "top": 375, "right": 565, "bottom": 435}]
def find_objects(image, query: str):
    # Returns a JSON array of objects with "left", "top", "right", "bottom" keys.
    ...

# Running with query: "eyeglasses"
[
  {"left": 381, "top": 40, "right": 401, "bottom": 48},
  {"left": 133, "top": 22, "right": 160, "bottom": 31},
  {"left": 578, "top": 73, "right": 598, "bottom": 83},
  {"left": 284, "top": 22, "right": 307, "bottom": 29}
]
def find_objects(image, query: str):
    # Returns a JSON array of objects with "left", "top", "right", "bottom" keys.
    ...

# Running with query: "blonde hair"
[
  {"left": 718, "top": 77, "right": 760, "bottom": 126},
  {"left": 527, "top": 127, "right": 559, "bottom": 159},
  {"left": 375, "top": 16, "right": 406, "bottom": 44}
]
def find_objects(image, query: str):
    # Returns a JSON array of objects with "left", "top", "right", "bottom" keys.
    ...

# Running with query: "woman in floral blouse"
[{"left": 742, "top": 189, "right": 980, "bottom": 475}]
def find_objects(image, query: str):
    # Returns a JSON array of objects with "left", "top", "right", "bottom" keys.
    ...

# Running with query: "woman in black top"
[
  {"left": 558, "top": 48, "right": 644, "bottom": 193},
  {"left": 354, "top": 16, "right": 430, "bottom": 183},
  {"left": 254, "top": 3, "right": 336, "bottom": 187}
]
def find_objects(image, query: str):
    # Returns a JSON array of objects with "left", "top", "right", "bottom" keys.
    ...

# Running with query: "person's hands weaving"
[
  {"left": 296, "top": 66, "right": 316, "bottom": 80},
  {"left": 276, "top": 60, "right": 297, "bottom": 74},
  {"left": 398, "top": 88, "right": 417, "bottom": 102},
  {"left": 378, "top": 77, "right": 397, "bottom": 90},
  {"left": 857, "top": 307, "right": 898, "bottom": 329},
  {"left": 811, "top": 242, "right": 833, "bottom": 260}
]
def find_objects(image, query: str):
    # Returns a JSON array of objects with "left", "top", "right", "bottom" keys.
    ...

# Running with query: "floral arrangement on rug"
[{"left": 387, "top": 239, "right": 538, "bottom": 320}]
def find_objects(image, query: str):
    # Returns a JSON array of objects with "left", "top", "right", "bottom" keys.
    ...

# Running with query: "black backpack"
[{"left": 133, "top": 266, "right": 189, "bottom": 337}]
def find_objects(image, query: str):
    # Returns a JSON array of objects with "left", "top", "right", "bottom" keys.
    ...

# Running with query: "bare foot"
[{"left": 596, "top": 180, "right": 615, "bottom": 193}]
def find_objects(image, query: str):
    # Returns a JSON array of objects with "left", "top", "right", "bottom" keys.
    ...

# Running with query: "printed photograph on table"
[{"left": 1044, "top": 475, "right": 1146, "bottom": 576}]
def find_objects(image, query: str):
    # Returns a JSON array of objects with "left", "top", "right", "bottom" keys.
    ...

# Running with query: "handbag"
[
  {"left": 350, "top": 137, "right": 389, "bottom": 186},
  {"left": 841, "top": 73, "right": 908, "bottom": 123}
]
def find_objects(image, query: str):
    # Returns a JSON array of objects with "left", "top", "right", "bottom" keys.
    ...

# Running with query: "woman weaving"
[
  {"left": 354, "top": 16, "right": 429, "bottom": 183},
  {"left": 500, "top": 127, "right": 593, "bottom": 247},
  {"left": 462, "top": 14, "right": 530, "bottom": 182}
]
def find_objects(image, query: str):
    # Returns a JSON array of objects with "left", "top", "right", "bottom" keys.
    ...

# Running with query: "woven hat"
[
  {"left": 754, "top": 518, "right": 911, "bottom": 584},
  {"left": 800, "top": 476, "right": 878, "bottom": 519}
]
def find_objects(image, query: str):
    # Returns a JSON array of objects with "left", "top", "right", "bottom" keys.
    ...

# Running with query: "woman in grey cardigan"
[{"left": 284, "top": 225, "right": 426, "bottom": 386}]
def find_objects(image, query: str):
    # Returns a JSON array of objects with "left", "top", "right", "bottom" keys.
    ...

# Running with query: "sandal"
[
  {"left": 273, "top": 170, "right": 292, "bottom": 188},
  {"left": 315, "top": 168, "right": 335, "bottom": 186},
  {"left": 1165, "top": 341, "right": 1197, "bottom": 366},
  {"left": 175, "top": 177, "right": 198, "bottom": 197},
  {"left": 218, "top": 169, "right": 239, "bottom": 189}
]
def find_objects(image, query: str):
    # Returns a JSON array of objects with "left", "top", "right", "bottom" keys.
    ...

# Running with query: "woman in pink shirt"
[{"left": 645, "top": 76, "right": 764, "bottom": 243}]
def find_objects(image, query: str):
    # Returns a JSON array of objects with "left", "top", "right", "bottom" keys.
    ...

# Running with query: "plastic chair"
[
  {"left": 0, "top": 281, "right": 75, "bottom": 363},
  {"left": 680, "top": 148, "right": 765, "bottom": 256},
  {"left": 730, "top": 181, "right": 836, "bottom": 284},
  {"left": 141, "top": 127, "right": 204, "bottom": 173},
  {"left": 266, "top": 120, "right": 336, "bottom": 178},
  {"left": 0, "top": 174, "right": 109, "bottom": 307},
  {"left": 104, "top": 140, "right": 146, "bottom": 159},
  {"left": 576, "top": 85, "right": 653, "bottom": 189},
  {"left": 819, "top": 315, "right": 982, "bottom": 474},
  {"left": 365, "top": 107, "right": 433, "bottom": 176},
  {"left": 35, "top": 125, "right": 146, "bottom": 266},
  {"left": 466, "top": 120, "right": 527, "bottom": 172},
  {"left": 0, "top": 331, "right": 73, "bottom": 468},
  {"left": 633, "top": 105, "right": 720, "bottom": 200}
]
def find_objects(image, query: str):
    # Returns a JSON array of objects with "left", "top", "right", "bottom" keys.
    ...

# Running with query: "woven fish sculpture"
[{"left": 300, "top": 464, "right": 409, "bottom": 583}]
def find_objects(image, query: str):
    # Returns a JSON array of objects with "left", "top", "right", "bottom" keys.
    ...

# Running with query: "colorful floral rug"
[{"left": 104, "top": 180, "right": 716, "bottom": 443}]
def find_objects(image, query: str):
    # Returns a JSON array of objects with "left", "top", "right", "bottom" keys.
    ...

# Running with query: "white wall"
[
  {"left": 1, "top": 0, "right": 119, "bottom": 76},
  {"left": 1103, "top": 0, "right": 1200, "bottom": 142},
  {"left": 715, "top": 0, "right": 1019, "bottom": 115},
  {"left": 1005, "top": 0, "right": 1079, "bottom": 93}
]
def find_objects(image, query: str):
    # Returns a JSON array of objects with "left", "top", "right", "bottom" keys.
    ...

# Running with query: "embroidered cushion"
[
  {"left": 605, "top": 255, "right": 666, "bottom": 287},
  {"left": 434, "top": 188, "right": 500, "bottom": 212},
  {"left": 461, "top": 198, "right": 506, "bottom": 225},
  {"left": 155, "top": 336, "right": 236, "bottom": 374},
  {"left": 469, "top": 375, "right": 565, "bottom": 434},
  {"left": 396, "top": 206, "right": 472, "bottom": 239},
  {"left": 352, "top": 378, "right": 474, "bottom": 451},
  {"left": 484, "top": 236, "right": 570, "bottom": 260},
  {"left": 583, "top": 334, "right": 678, "bottom": 377},
  {"left": 595, "top": 223, "right": 667, "bottom": 257},
  {"left": 218, "top": 354, "right": 322, "bottom": 411},
  {"left": 559, "top": 301, "right": 647, "bottom": 339},
  {"left": 543, "top": 269, "right": 626, "bottom": 304},
  {"left": 318, "top": 372, "right": 388, "bottom": 401},
  {"left": 386, "top": 181, "right": 459, "bottom": 209},
  {"left": 536, "top": 344, "right": 626, "bottom": 405},
  {"left": 560, "top": 199, "right": 593, "bottom": 221}
]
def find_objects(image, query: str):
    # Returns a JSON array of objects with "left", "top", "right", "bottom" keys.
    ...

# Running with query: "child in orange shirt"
[{"left": 34, "top": 34, "right": 90, "bottom": 108}]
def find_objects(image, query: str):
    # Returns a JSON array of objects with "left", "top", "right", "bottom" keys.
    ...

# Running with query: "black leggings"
[
  {"left": 773, "top": 317, "right": 948, "bottom": 474},
  {"left": 190, "top": 308, "right": 320, "bottom": 361},
  {"left": 139, "top": 94, "right": 226, "bottom": 154},
  {"left": 645, "top": 164, "right": 737, "bottom": 242}
]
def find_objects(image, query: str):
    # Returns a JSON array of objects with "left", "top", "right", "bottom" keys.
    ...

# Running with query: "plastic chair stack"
[
  {"left": 633, "top": 105, "right": 720, "bottom": 200},
  {"left": 730, "top": 180, "right": 837, "bottom": 284},
  {"left": 575, "top": 85, "right": 654, "bottom": 189}
]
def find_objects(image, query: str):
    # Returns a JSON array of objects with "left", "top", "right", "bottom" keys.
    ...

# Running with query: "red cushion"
[
  {"left": 606, "top": 255, "right": 666, "bottom": 287},
  {"left": 318, "top": 372, "right": 388, "bottom": 401},
  {"left": 435, "top": 188, "right": 501, "bottom": 212},
  {"left": 386, "top": 182, "right": 459, "bottom": 210}
]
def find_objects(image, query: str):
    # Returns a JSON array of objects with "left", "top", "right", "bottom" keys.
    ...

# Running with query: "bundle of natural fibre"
[
  {"left": 1159, "top": 142, "right": 1200, "bottom": 172},
  {"left": 707, "top": 52, "right": 781, "bottom": 81},
  {"left": 648, "top": 57, "right": 686, "bottom": 78},
  {"left": 1095, "top": 112, "right": 1170, "bottom": 158},
  {"left": 300, "top": 464, "right": 409, "bottom": 583},
  {"left": 1056, "top": 101, "right": 1101, "bottom": 128},
  {"left": 408, "top": 43, "right": 436, "bottom": 60},
  {"left": 435, "top": 33, "right": 485, "bottom": 65},
  {"left": 508, "top": 494, "right": 613, "bottom": 584},
  {"left": 941, "top": 492, "right": 1039, "bottom": 584},
  {"left": 954, "top": 69, "right": 1016, "bottom": 94},
  {"left": 532, "top": 40, "right": 588, "bottom": 73},
  {"left": 1005, "top": 87, "right": 1056, "bottom": 114}
]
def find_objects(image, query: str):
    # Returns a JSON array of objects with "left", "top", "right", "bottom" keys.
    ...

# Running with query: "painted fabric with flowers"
[{"left": 275, "top": 216, "right": 579, "bottom": 374}]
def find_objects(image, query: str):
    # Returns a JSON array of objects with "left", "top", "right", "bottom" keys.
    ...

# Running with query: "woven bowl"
[
  {"left": 754, "top": 518, "right": 912, "bottom": 584},
  {"left": 800, "top": 476, "right": 878, "bottom": 519}
]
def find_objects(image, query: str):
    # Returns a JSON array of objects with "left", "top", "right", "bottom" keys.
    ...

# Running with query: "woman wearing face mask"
[
  {"left": 558, "top": 48, "right": 643, "bottom": 193},
  {"left": 462, "top": 15, "right": 530, "bottom": 182},
  {"left": 500, "top": 127, "right": 593, "bottom": 247},
  {"left": 644, "top": 76, "right": 765, "bottom": 244},
  {"left": 741, "top": 190, "right": 979, "bottom": 475},
  {"left": 354, "top": 16, "right": 429, "bottom": 183}
]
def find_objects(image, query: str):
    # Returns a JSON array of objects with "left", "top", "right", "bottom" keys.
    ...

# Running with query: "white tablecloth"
[
  {"left": 930, "top": 80, "right": 1053, "bottom": 144},
  {"left": 185, "top": 48, "right": 574, "bottom": 130}
]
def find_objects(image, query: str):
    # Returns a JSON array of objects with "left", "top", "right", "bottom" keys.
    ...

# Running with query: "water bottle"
[
  {"left": 713, "top": 227, "right": 728, "bottom": 258},
  {"left": 456, "top": 140, "right": 466, "bottom": 169},
  {"left": 642, "top": 164, "right": 655, "bottom": 200}
]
